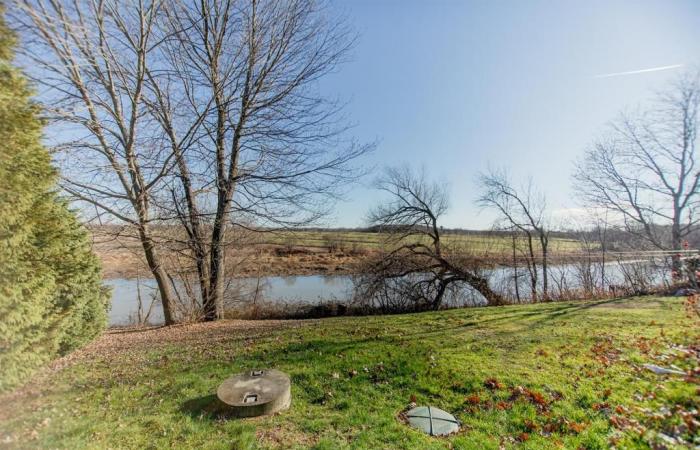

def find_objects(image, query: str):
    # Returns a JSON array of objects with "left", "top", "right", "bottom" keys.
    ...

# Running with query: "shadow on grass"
[
  {"left": 181, "top": 394, "right": 273, "bottom": 421},
  {"left": 248, "top": 304, "right": 591, "bottom": 364},
  {"left": 534, "top": 296, "right": 663, "bottom": 322},
  {"left": 181, "top": 394, "right": 223, "bottom": 419},
  {"left": 258, "top": 298, "right": 662, "bottom": 364}
]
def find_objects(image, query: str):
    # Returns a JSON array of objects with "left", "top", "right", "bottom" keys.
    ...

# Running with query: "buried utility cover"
[
  {"left": 405, "top": 406, "right": 460, "bottom": 436},
  {"left": 217, "top": 369, "right": 291, "bottom": 418}
]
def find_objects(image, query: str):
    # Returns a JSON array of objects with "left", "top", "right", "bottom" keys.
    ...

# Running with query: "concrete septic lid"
[
  {"left": 405, "top": 406, "right": 460, "bottom": 436},
  {"left": 217, "top": 369, "right": 291, "bottom": 418}
]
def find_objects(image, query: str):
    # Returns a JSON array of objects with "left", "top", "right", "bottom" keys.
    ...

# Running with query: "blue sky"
[{"left": 320, "top": 0, "right": 700, "bottom": 228}]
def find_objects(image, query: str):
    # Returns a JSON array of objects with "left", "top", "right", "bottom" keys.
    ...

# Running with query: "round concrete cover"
[
  {"left": 406, "top": 406, "right": 460, "bottom": 436},
  {"left": 217, "top": 369, "right": 291, "bottom": 418}
]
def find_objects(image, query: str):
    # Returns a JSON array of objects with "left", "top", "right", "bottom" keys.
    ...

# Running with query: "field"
[
  {"left": 92, "top": 227, "right": 582, "bottom": 279},
  {"left": 1, "top": 297, "right": 697, "bottom": 449},
  {"left": 262, "top": 230, "right": 581, "bottom": 252}
]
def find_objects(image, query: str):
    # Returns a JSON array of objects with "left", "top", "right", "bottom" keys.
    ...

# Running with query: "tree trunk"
[
  {"left": 204, "top": 210, "right": 226, "bottom": 321},
  {"left": 671, "top": 204, "right": 683, "bottom": 276},
  {"left": 512, "top": 233, "right": 521, "bottom": 303},
  {"left": 525, "top": 232, "right": 538, "bottom": 301},
  {"left": 456, "top": 270, "right": 506, "bottom": 306},
  {"left": 174, "top": 149, "right": 211, "bottom": 313},
  {"left": 472, "top": 276, "right": 507, "bottom": 306},
  {"left": 432, "top": 280, "right": 448, "bottom": 310},
  {"left": 194, "top": 248, "right": 210, "bottom": 313},
  {"left": 138, "top": 226, "right": 177, "bottom": 325},
  {"left": 540, "top": 234, "right": 549, "bottom": 301},
  {"left": 600, "top": 223, "right": 607, "bottom": 294}
]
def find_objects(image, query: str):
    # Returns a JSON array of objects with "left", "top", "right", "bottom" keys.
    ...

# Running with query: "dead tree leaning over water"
[{"left": 354, "top": 166, "right": 505, "bottom": 312}]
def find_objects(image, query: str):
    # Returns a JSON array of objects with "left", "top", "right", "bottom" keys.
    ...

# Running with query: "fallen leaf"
[
  {"left": 568, "top": 421, "right": 586, "bottom": 433},
  {"left": 465, "top": 393, "right": 481, "bottom": 405},
  {"left": 484, "top": 378, "right": 503, "bottom": 390},
  {"left": 495, "top": 401, "right": 510, "bottom": 410}
]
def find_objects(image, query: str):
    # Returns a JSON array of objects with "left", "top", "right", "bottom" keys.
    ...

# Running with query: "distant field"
[
  {"left": 262, "top": 230, "right": 583, "bottom": 253},
  {"left": 91, "top": 227, "right": 586, "bottom": 279},
  {"left": 89, "top": 226, "right": 583, "bottom": 253}
]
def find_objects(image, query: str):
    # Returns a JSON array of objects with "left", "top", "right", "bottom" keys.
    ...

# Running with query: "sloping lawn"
[{"left": 1, "top": 297, "right": 697, "bottom": 449}]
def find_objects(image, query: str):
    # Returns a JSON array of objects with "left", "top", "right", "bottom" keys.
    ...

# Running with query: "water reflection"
[
  {"left": 106, "top": 275, "right": 353, "bottom": 326},
  {"left": 105, "top": 260, "right": 670, "bottom": 326}
]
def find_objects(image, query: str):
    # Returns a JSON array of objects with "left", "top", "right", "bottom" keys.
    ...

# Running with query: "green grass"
[{"left": 1, "top": 297, "right": 697, "bottom": 449}]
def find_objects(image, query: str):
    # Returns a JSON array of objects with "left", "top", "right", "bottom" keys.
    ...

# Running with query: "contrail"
[{"left": 594, "top": 64, "right": 684, "bottom": 79}]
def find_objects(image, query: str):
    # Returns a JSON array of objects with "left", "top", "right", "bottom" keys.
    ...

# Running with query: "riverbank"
[
  {"left": 94, "top": 237, "right": 366, "bottom": 279},
  {"left": 91, "top": 227, "right": 583, "bottom": 279},
  {"left": 1, "top": 297, "right": 697, "bottom": 449}
]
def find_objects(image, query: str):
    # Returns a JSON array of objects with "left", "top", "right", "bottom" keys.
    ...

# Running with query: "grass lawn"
[{"left": 1, "top": 297, "right": 697, "bottom": 449}]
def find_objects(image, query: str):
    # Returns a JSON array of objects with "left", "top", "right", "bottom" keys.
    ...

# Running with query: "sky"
[{"left": 319, "top": 0, "right": 700, "bottom": 229}]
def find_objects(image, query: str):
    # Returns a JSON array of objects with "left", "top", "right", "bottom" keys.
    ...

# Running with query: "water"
[
  {"left": 105, "top": 260, "right": 671, "bottom": 326},
  {"left": 105, "top": 275, "right": 353, "bottom": 326}
]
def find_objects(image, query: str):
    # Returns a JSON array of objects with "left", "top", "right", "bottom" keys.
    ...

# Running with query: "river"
[
  {"left": 106, "top": 275, "right": 353, "bottom": 325},
  {"left": 105, "top": 259, "right": 671, "bottom": 326}
]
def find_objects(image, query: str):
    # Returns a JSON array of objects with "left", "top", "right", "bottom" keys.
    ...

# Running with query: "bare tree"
[
  {"left": 354, "top": 166, "right": 505, "bottom": 311},
  {"left": 509, "top": 230, "right": 521, "bottom": 302},
  {"left": 477, "top": 168, "right": 550, "bottom": 301},
  {"left": 574, "top": 72, "right": 700, "bottom": 261},
  {"left": 567, "top": 221, "right": 607, "bottom": 298},
  {"left": 14, "top": 0, "right": 372, "bottom": 323},
  {"left": 12, "top": 0, "right": 180, "bottom": 324},
  {"left": 151, "top": 0, "right": 372, "bottom": 320}
]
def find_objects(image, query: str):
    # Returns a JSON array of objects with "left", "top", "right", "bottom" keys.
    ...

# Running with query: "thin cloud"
[{"left": 594, "top": 64, "right": 684, "bottom": 79}]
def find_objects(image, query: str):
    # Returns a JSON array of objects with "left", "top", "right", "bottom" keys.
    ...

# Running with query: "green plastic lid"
[{"left": 406, "top": 406, "right": 460, "bottom": 436}]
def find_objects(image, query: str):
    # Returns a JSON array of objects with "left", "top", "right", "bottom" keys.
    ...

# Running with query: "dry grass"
[{"left": 91, "top": 227, "right": 581, "bottom": 279}]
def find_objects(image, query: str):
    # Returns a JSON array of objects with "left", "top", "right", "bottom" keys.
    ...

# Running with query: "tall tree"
[
  {"left": 14, "top": 0, "right": 371, "bottom": 323},
  {"left": 13, "top": 0, "right": 187, "bottom": 325},
  {"left": 574, "top": 72, "right": 700, "bottom": 257},
  {"left": 13, "top": 0, "right": 179, "bottom": 323},
  {"left": 151, "top": 0, "right": 372, "bottom": 320},
  {"left": 0, "top": 8, "right": 109, "bottom": 391}
]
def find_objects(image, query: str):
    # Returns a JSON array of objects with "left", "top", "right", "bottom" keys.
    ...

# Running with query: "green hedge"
[{"left": 0, "top": 10, "right": 110, "bottom": 392}]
